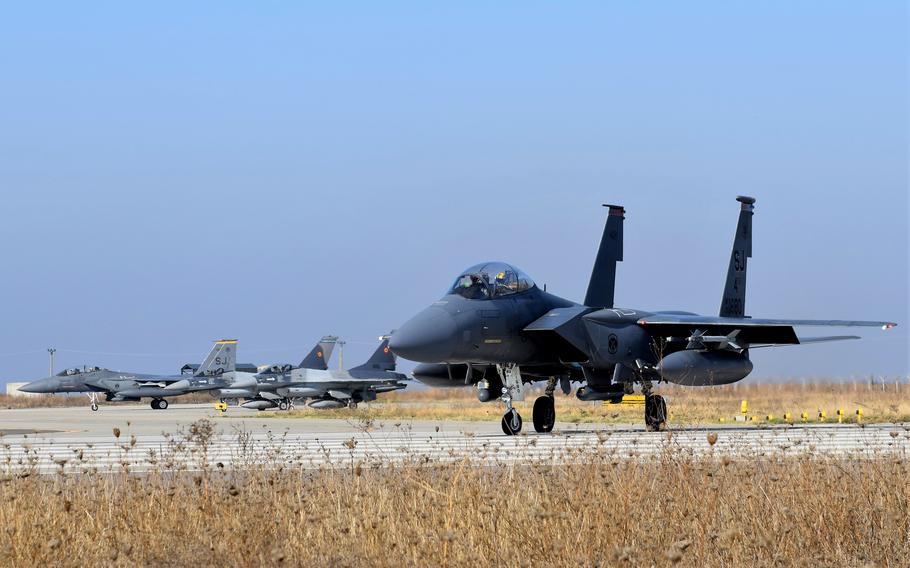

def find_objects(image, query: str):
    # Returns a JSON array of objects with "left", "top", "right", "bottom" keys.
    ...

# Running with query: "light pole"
[
  {"left": 337, "top": 340, "right": 346, "bottom": 371},
  {"left": 47, "top": 348, "right": 56, "bottom": 376}
]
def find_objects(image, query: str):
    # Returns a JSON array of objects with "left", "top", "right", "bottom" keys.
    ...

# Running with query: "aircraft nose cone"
[
  {"left": 390, "top": 307, "right": 458, "bottom": 363},
  {"left": 18, "top": 378, "right": 54, "bottom": 393}
]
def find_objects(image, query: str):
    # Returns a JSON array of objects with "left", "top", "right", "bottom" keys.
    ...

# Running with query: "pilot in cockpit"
[
  {"left": 455, "top": 274, "right": 489, "bottom": 299},
  {"left": 494, "top": 270, "right": 518, "bottom": 294}
]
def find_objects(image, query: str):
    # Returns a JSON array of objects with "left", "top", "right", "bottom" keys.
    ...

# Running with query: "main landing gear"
[
  {"left": 531, "top": 377, "right": 557, "bottom": 433},
  {"left": 150, "top": 398, "right": 169, "bottom": 410},
  {"left": 641, "top": 381, "right": 667, "bottom": 431}
]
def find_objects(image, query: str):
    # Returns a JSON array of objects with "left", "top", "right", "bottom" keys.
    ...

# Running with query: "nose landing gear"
[
  {"left": 501, "top": 407, "right": 523, "bottom": 435},
  {"left": 497, "top": 364, "right": 525, "bottom": 435}
]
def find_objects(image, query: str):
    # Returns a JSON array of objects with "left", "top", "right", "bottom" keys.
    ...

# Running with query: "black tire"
[
  {"left": 278, "top": 401, "right": 288, "bottom": 411},
  {"left": 645, "top": 395, "right": 667, "bottom": 431},
  {"left": 532, "top": 396, "right": 556, "bottom": 433},
  {"left": 90, "top": 403, "right": 99, "bottom": 412},
  {"left": 501, "top": 409, "right": 523, "bottom": 435},
  {"left": 150, "top": 399, "right": 160, "bottom": 410},
  {"left": 159, "top": 399, "right": 168, "bottom": 410}
]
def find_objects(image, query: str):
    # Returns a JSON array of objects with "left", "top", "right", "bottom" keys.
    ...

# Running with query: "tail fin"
[
  {"left": 584, "top": 204, "right": 624, "bottom": 308},
  {"left": 350, "top": 336, "right": 396, "bottom": 372},
  {"left": 298, "top": 335, "right": 338, "bottom": 370},
  {"left": 719, "top": 196, "right": 755, "bottom": 317},
  {"left": 195, "top": 340, "right": 237, "bottom": 376}
]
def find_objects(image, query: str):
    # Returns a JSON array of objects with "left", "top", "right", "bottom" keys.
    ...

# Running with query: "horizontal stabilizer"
[
  {"left": 749, "top": 335, "right": 861, "bottom": 348},
  {"left": 798, "top": 335, "right": 861, "bottom": 344},
  {"left": 638, "top": 315, "right": 897, "bottom": 329}
]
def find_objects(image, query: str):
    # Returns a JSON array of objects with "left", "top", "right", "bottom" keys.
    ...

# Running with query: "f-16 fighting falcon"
[
  {"left": 19, "top": 340, "right": 254, "bottom": 411},
  {"left": 389, "top": 197, "right": 898, "bottom": 435},
  {"left": 214, "top": 335, "right": 337, "bottom": 410},
  {"left": 233, "top": 336, "right": 409, "bottom": 411}
]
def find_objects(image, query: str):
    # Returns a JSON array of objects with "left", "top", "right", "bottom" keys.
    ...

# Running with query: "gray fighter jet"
[
  {"left": 213, "top": 335, "right": 337, "bottom": 409},
  {"left": 389, "top": 197, "right": 898, "bottom": 434},
  {"left": 229, "top": 336, "right": 409, "bottom": 411},
  {"left": 19, "top": 340, "right": 255, "bottom": 410}
]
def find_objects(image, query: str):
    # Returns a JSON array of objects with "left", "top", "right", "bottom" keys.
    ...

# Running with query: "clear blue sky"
[{"left": 0, "top": 2, "right": 906, "bottom": 382}]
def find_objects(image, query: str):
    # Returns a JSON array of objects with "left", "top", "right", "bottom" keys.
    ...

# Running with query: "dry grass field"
[
  {"left": 0, "top": 420, "right": 906, "bottom": 567},
  {"left": 256, "top": 380, "right": 910, "bottom": 425}
]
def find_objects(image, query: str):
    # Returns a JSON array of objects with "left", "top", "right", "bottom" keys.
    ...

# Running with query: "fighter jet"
[
  {"left": 389, "top": 197, "right": 898, "bottom": 434},
  {"left": 18, "top": 340, "right": 255, "bottom": 410},
  {"left": 213, "top": 335, "right": 338, "bottom": 410},
  {"left": 234, "top": 336, "right": 409, "bottom": 411}
]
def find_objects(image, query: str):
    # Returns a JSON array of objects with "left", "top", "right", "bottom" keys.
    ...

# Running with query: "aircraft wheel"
[
  {"left": 158, "top": 399, "right": 168, "bottom": 410},
  {"left": 278, "top": 400, "right": 289, "bottom": 411},
  {"left": 501, "top": 409, "right": 523, "bottom": 435},
  {"left": 532, "top": 396, "right": 556, "bottom": 433},
  {"left": 645, "top": 395, "right": 667, "bottom": 432},
  {"left": 90, "top": 403, "right": 99, "bottom": 412},
  {"left": 150, "top": 399, "right": 160, "bottom": 410}
]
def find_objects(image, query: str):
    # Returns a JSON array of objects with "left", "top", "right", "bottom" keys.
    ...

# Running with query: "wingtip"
[{"left": 882, "top": 323, "right": 898, "bottom": 330}]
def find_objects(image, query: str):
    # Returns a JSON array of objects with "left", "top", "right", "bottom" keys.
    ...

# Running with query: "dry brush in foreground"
[{"left": 0, "top": 431, "right": 906, "bottom": 567}]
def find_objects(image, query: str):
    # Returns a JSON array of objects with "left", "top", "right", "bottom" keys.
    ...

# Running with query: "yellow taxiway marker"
[{"left": 600, "top": 394, "right": 646, "bottom": 406}]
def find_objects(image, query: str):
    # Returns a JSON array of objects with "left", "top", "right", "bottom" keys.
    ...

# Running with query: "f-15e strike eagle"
[
  {"left": 389, "top": 197, "right": 897, "bottom": 435},
  {"left": 19, "top": 340, "right": 253, "bottom": 410}
]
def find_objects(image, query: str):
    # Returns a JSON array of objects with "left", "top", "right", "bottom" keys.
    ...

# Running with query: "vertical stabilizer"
[
  {"left": 299, "top": 335, "right": 338, "bottom": 370},
  {"left": 584, "top": 204, "right": 624, "bottom": 308},
  {"left": 719, "top": 196, "right": 755, "bottom": 317},
  {"left": 195, "top": 340, "right": 237, "bottom": 376},
  {"left": 350, "top": 336, "right": 396, "bottom": 372}
]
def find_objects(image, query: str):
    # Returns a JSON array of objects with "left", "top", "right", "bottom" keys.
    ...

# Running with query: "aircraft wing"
[
  {"left": 637, "top": 315, "right": 896, "bottom": 346},
  {"left": 133, "top": 376, "right": 183, "bottom": 384}
]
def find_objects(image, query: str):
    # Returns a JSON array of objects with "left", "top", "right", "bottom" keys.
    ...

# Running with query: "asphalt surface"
[{"left": 0, "top": 404, "right": 907, "bottom": 473}]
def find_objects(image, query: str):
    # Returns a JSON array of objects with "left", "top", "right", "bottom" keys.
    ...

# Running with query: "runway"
[{"left": 0, "top": 405, "right": 907, "bottom": 473}]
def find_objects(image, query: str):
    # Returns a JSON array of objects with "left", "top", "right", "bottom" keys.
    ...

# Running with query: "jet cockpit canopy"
[
  {"left": 57, "top": 366, "right": 105, "bottom": 376},
  {"left": 448, "top": 262, "right": 535, "bottom": 300}
]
